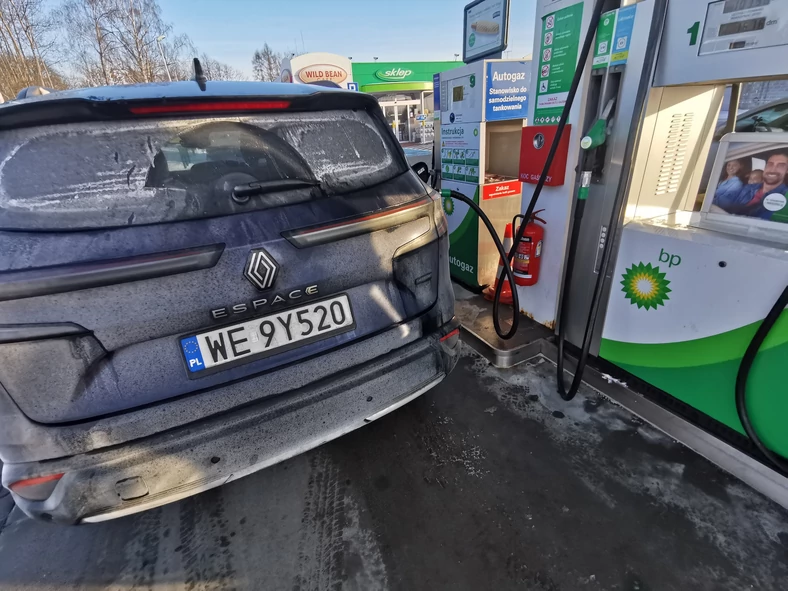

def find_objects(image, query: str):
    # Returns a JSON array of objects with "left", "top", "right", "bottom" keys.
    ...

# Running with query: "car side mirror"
[{"left": 411, "top": 163, "right": 430, "bottom": 183}]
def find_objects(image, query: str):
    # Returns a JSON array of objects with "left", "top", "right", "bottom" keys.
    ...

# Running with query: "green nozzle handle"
[{"left": 581, "top": 118, "right": 607, "bottom": 150}]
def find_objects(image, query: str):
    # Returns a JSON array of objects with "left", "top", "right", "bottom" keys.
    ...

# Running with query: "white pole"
[{"left": 157, "top": 35, "right": 172, "bottom": 82}]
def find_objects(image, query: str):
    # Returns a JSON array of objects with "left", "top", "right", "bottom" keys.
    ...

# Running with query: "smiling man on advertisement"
[{"left": 715, "top": 151, "right": 788, "bottom": 220}]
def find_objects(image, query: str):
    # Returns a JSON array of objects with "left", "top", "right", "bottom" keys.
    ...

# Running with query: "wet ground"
[{"left": 1, "top": 345, "right": 787, "bottom": 590}]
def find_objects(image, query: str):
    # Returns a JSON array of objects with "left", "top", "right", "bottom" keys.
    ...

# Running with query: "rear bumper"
[{"left": 3, "top": 324, "right": 460, "bottom": 524}]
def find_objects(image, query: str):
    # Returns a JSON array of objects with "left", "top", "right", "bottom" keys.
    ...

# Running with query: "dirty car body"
[{"left": 0, "top": 81, "right": 458, "bottom": 524}]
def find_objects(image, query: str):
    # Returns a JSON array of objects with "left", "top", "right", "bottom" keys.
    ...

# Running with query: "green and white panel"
[{"left": 600, "top": 225, "right": 788, "bottom": 456}]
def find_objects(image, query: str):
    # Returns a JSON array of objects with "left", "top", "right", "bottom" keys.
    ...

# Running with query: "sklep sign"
[{"left": 375, "top": 67, "right": 414, "bottom": 81}]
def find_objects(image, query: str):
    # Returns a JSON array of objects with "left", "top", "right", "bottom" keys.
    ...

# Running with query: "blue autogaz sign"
[
  {"left": 485, "top": 61, "right": 529, "bottom": 122},
  {"left": 433, "top": 73, "right": 441, "bottom": 112},
  {"left": 347, "top": 82, "right": 359, "bottom": 91}
]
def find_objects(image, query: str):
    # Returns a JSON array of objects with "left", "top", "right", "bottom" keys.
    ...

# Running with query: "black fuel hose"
[
  {"left": 492, "top": 0, "right": 607, "bottom": 313},
  {"left": 479, "top": 0, "right": 607, "bottom": 343},
  {"left": 554, "top": 0, "right": 669, "bottom": 401},
  {"left": 735, "top": 285, "right": 788, "bottom": 474},
  {"left": 442, "top": 190, "right": 520, "bottom": 338}
]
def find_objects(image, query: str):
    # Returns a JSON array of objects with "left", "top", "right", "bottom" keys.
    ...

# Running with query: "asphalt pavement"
[{"left": 0, "top": 346, "right": 786, "bottom": 590}]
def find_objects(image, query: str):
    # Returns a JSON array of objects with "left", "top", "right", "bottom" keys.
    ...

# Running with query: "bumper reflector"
[
  {"left": 440, "top": 328, "right": 460, "bottom": 343},
  {"left": 9, "top": 473, "right": 64, "bottom": 501}
]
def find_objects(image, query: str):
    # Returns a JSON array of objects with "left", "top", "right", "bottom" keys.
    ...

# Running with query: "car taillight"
[
  {"left": 284, "top": 195, "right": 433, "bottom": 248},
  {"left": 428, "top": 188, "right": 448, "bottom": 236},
  {"left": 128, "top": 100, "right": 291, "bottom": 115},
  {"left": 9, "top": 473, "right": 64, "bottom": 501}
]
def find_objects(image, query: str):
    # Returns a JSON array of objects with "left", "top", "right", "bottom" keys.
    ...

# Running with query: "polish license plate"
[{"left": 180, "top": 294, "right": 355, "bottom": 376}]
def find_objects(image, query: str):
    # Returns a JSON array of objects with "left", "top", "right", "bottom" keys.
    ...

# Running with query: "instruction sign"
[
  {"left": 485, "top": 61, "right": 530, "bottom": 121},
  {"left": 534, "top": 2, "right": 583, "bottom": 125},
  {"left": 440, "top": 123, "right": 481, "bottom": 183}
]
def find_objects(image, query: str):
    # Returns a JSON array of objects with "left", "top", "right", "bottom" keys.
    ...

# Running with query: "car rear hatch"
[{"left": 0, "top": 87, "right": 447, "bottom": 424}]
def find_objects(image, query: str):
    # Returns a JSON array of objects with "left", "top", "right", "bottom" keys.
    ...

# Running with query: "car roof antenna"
[{"left": 193, "top": 58, "right": 208, "bottom": 91}]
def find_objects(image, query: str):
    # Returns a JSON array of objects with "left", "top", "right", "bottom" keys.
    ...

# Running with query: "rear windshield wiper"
[{"left": 232, "top": 178, "right": 322, "bottom": 202}]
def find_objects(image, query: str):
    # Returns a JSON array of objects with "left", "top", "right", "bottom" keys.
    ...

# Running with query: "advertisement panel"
[
  {"left": 484, "top": 61, "right": 530, "bottom": 122},
  {"left": 705, "top": 140, "right": 788, "bottom": 224},
  {"left": 463, "top": 0, "right": 510, "bottom": 63}
]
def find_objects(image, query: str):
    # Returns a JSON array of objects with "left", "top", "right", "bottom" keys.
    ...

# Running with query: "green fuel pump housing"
[{"left": 584, "top": 0, "right": 788, "bottom": 463}]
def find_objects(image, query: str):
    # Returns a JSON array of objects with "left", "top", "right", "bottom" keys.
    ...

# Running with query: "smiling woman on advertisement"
[{"left": 712, "top": 148, "right": 788, "bottom": 221}]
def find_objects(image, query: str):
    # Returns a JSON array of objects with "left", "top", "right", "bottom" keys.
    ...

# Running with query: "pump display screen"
[
  {"left": 723, "top": 0, "right": 770, "bottom": 13},
  {"left": 718, "top": 17, "right": 766, "bottom": 36},
  {"left": 700, "top": 0, "right": 788, "bottom": 55},
  {"left": 453, "top": 86, "right": 465, "bottom": 102}
]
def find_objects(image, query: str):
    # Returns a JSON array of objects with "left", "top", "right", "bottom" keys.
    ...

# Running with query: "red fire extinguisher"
[{"left": 513, "top": 210, "right": 546, "bottom": 287}]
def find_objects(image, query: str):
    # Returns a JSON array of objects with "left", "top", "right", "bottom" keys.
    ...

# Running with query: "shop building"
[
  {"left": 280, "top": 53, "right": 462, "bottom": 143},
  {"left": 351, "top": 61, "right": 462, "bottom": 143}
]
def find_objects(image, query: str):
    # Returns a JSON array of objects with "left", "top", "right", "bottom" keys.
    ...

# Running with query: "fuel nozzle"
[{"left": 580, "top": 98, "right": 616, "bottom": 150}]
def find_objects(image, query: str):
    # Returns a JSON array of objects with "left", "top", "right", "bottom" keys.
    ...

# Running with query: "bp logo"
[
  {"left": 443, "top": 194, "right": 455, "bottom": 216},
  {"left": 620, "top": 262, "right": 671, "bottom": 310},
  {"left": 469, "top": 33, "right": 476, "bottom": 47},
  {"left": 473, "top": 127, "right": 479, "bottom": 137}
]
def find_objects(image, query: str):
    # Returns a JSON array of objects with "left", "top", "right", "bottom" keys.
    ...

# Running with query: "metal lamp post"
[{"left": 156, "top": 35, "right": 172, "bottom": 82}]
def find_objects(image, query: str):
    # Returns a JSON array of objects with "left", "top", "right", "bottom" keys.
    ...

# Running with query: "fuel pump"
[
  {"left": 442, "top": 0, "right": 788, "bottom": 487},
  {"left": 552, "top": 0, "right": 788, "bottom": 474}
]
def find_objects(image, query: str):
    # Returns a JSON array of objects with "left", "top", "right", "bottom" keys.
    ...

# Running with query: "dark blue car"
[{"left": 0, "top": 81, "right": 458, "bottom": 523}]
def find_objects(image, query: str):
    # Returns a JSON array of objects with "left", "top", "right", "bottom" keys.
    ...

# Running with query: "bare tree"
[
  {"left": 252, "top": 43, "right": 282, "bottom": 82},
  {"left": 104, "top": 0, "right": 167, "bottom": 83},
  {"left": 56, "top": 0, "right": 198, "bottom": 86},
  {"left": 4, "top": 0, "right": 244, "bottom": 93},
  {"left": 57, "top": 0, "right": 120, "bottom": 86},
  {"left": 199, "top": 52, "right": 243, "bottom": 81},
  {"left": 0, "top": 0, "right": 66, "bottom": 97}
]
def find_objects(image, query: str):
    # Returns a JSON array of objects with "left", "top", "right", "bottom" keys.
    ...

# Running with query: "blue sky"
[{"left": 158, "top": 0, "right": 537, "bottom": 77}]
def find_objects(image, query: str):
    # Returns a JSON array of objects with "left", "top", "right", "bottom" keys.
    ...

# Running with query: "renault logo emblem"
[
  {"left": 533, "top": 133, "right": 545, "bottom": 150},
  {"left": 244, "top": 248, "right": 279, "bottom": 291}
]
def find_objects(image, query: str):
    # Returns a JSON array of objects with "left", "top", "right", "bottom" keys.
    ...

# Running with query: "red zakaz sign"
[{"left": 482, "top": 180, "right": 522, "bottom": 200}]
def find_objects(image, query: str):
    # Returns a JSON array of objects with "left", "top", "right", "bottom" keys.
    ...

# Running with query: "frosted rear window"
[{"left": 0, "top": 110, "right": 403, "bottom": 230}]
